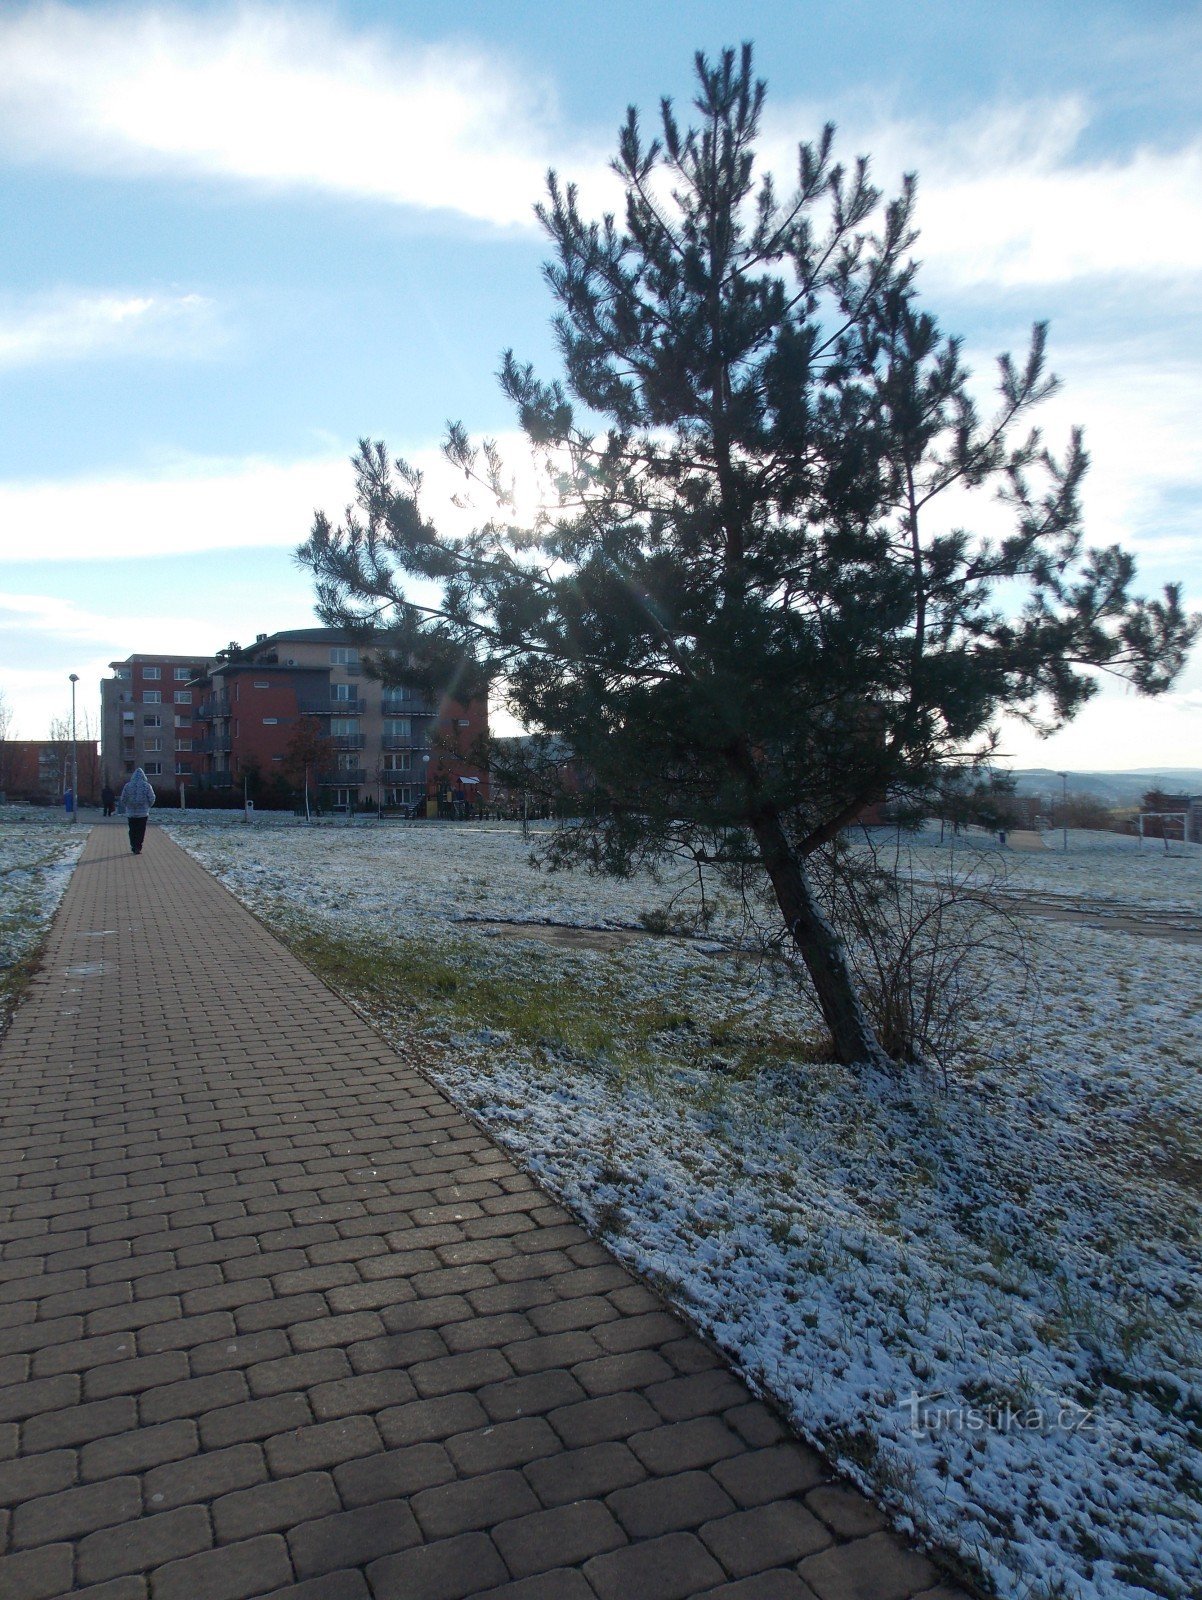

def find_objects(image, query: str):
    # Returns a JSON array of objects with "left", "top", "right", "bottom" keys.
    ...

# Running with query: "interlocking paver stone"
[
  {"left": 472, "top": 1573, "right": 597, "bottom": 1600},
  {"left": 11, "top": 1474, "right": 141, "bottom": 1547},
  {"left": 799, "top": 1531, "right": 939, "bottom": 1600},
  {"left": 144, "top": 1442, "right": 267, "bottom": 1510},
  {"left": 0, "top": 825, "right": 961, "bottom": 1600},
  {"left": 699, "top": 1501, "right": 832, "bottom": 1575},
  {"left": 287, "top": 1498, "right": 422, "bottom": 1576},
  {"left": 367, "top": 1531, "right": 508, "bottom": 1600},
  {"left": 585, "top": 1529, "right": 726, "bottom": 1599},
  {"left": 0, "top": 1542, "right": 74, "bottom": 1600},
  {"left": 696, "top": 1575, "right": 819, "bottom": 1599},
  {"left": 76, "top": 1502, "right": 210, "bottom": 1582},
  {"left": 211, "top": 1470, "right": 340, "bottom": 1541},
  {"left": 152, "top": 1534, "right": 293, "bottom": 1600},
  {"left": 713, "top": 1443, "right": 828, "bottom": 1507},
  {"left": 606, "top": 1469, "right": 736, "bottom": 1538},
  {"left": 492, "top": 1498, "right": 627, "bottom": 1577}
]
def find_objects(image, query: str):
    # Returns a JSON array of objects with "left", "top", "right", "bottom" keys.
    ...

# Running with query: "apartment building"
[
  {"left": 100, "top": 653, "right": 216, "bottom": 794},
  {"left": 192, "top": 628, "right": 488, "bottom": 809},
  {"left": 0, "top": 739, "right": 100, "bottom": 804}
]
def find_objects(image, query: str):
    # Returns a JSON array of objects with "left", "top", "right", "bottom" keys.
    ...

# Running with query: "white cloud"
[
  {"left": 0, "top": 290, "right": 215, "bottom": 368},
  {"left": 0, "top": 3, "right": 616, "bottom": 227},
  {"left": 761, "top": 96, "right": 1202, "bottom": 288},
  {"left": 1037, "top": 347, "right": 1202, "bottom": 567},
  {"left": 3, "top": 8, "right": 1196, "bottom": 281},
  {"left": 0, "top": 431, "right": 556, "bottom": 565},
  {"left": 0, "top": 452, "right": 347, "bottom": 562},
  {"left": 0, "top": 661, "right": 119, "bottom": 739},
  {"left": 0, "top": 590, "right": 200, "bottom": 644},
  {"left": 996, "top": 655, "right": 1202, "bottom": 771}
]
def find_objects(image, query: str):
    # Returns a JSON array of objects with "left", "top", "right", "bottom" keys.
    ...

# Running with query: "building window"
[
  {"left": 384, "top": 752, "right": 412, "bottom": 773},
  {"left": 175, "top": 763, "right": 190, "bottom": 775},
  {"left": 144, "top": 737, "right": 162, "bottom": 752},
  {"left": 332, "top": 787, "right": 356, "bottom": 808},
  {"left": 143, "top": 666, "right": 161, "bottom": 680},
  {"left": 383, "top": 785, "right": 417, "bottom": 807},
  {"left": 174, "top": 691, "right": 192, "bottom": 705},
  {"left": 382, "top": 685, "right": 414, "bottom": 709},
  {"left": 143, "top": 690, "right": 161, "bottom": 704},
  {"left": 175, "top": 714, "right": 191, "bottom": 728},
  {"left": 332, "top": 683, "right": 356, "bottom": 703},
  {"left": 330, "top": 717, "right": 358, "bottom": 737},
  {"left": 174, "top": 667, "right": 191, "bottom": 681},
  {"left": 457, "top": 718, "right": 470, "bottom": 727},
  {"left": 176, "top": 739, "right": 192, "bottom": 752},
  {"left": 144, "top": 761, "right": 162, "bottom": 774},
  {"left": 142, "top": 714, "right": 160, "bottom": 727},
  {"left": 330, "top": 647, "right": 359, "bottom": 666},
  {"left": 383, "top": 717, "right": 411, "bottom": 739},
  {"left": 262, "top": 717, "right": 278, "bottom": 725},
  {"left": 122, "top": 711, "right": 135, "bottom": 723},
  {"left": 254, "top": 681, "right": 270, "bottom": 689},
  {"left": 115, "top": 667, "right": 131, "bottom": 681}
]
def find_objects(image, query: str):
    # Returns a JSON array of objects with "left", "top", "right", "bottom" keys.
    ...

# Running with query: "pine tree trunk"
[{"left": 750, "top": 810, "right": 891, "bottom": 1070}]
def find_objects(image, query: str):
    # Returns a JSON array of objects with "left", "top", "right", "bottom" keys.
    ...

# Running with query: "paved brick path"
[{"left": 0, "top": 822, "right": 970, "bottom": 1600}]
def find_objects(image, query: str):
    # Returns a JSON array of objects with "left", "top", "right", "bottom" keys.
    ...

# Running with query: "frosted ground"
[
  {"left": 0, "top": 816, "right": 85, "bottom": 1031},
  {"left": 159, "top": 820, "right": 1199, "bottom": 1597}
]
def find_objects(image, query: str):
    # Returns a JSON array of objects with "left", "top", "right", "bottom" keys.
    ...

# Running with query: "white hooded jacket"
[{"left": 119, "top": 768, "right": 156, "bottom": 817}]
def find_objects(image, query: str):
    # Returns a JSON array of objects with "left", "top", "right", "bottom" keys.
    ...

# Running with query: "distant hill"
[{"left": 1006, "top": 769, "right": 1202, "bottom": 807}]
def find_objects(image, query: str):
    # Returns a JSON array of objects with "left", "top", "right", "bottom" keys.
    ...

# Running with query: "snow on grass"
[
  {"left": 877, "top": 824, "right": 1202, "bottom": 915},
  {"left": 0, "top": 814, "right": 86, "bottom": 1031},
  {"left": 169, "top": 818, "right": 1202, "bottom": 1600}
]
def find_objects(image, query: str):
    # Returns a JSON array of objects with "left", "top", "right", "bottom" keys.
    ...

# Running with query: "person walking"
[
  {"left": 101, "top": 783, "right": 116, "bottom": 818},
  {"left": 118, "top": 767, "right": 156, "bottom": 854}
]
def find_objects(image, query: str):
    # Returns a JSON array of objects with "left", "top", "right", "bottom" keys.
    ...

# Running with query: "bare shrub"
[
  {"left": 702, "top": 831, "right": 1033, "bottom": 1073},
  {"left": 812, "top": 836, "right": 1033, "bottom": 1072}
]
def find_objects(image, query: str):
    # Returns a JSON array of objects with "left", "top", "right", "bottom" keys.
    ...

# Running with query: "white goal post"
[{"left": 1138, "top": 811, "right": 1188, "bottom": 849}]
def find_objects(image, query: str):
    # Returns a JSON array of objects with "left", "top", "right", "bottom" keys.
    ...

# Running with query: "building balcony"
[
  {"left": 381, "top": 735, "right": 429, "bottom": 751},
  {"left": 297, "top": 697, "right": 367, "bottom": 716},
  {"left": 381, "top": 698, "right": 435, "bottom": 715},
  {"left": 196, "top": 735, "right": 232, "bottom": 754},
  {"left": 330, "top": 735, "right": 365, "bottom": 751},
  {"left": 319, "top": 768, "right": 366, "bottom": 785},
  {"left": 198, "top": 695, "right": 230, "bottom": 719}
]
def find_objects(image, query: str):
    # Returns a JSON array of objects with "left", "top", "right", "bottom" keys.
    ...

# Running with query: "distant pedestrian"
[
  {"left": 101, "top": 784, "right": 116, "bottom": 818},
  {"left": 63, "top": 787, "right": 74, "bottom": 815},
  {"left": 119, "top": 767, "right": 156, "bottom": 854}
]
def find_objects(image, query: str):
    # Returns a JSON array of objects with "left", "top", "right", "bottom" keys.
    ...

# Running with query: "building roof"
[
  {"left": 108, "top": 653, "right": 215, "bottom": 670},
  {"left": 250, "top": 628, "right": 366, "bottom": 649}
]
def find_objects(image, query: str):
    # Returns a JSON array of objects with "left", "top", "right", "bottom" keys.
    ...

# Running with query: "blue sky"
[{"left": 1, "top": 0, "right": 1199, "bottom": 772}]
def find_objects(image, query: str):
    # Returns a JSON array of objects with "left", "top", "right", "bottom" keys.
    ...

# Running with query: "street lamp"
[
  {"left": 1058, "top": 770, "right": 1068, "bottom": 853},
  {"left": 68, "top": 673, "right": 79, "bottom": 824}
]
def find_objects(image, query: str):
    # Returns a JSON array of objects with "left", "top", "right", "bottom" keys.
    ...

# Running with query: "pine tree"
[{"left": 299, "top": 44, "right": 1198, "bottom": 1068}]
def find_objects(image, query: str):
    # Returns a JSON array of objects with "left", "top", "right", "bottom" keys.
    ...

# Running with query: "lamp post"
[
  {"left": 1058, "top": 770, "right": 1068, "bottom": 853},
  {"left": 68, "top": 673, "right": 79, "bottom": 824}
]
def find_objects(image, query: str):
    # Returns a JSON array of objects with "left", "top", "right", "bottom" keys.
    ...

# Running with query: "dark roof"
[
  {"left": 250, "top": 628, "right": 367, "bottom": 648},
  {"left": 212, "top": 661, "right": 328, "bottom": 678}
]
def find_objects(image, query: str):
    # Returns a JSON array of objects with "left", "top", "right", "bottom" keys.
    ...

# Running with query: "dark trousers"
[{"left": 128, "top": 816, "right": 148, "bottom": 853}]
